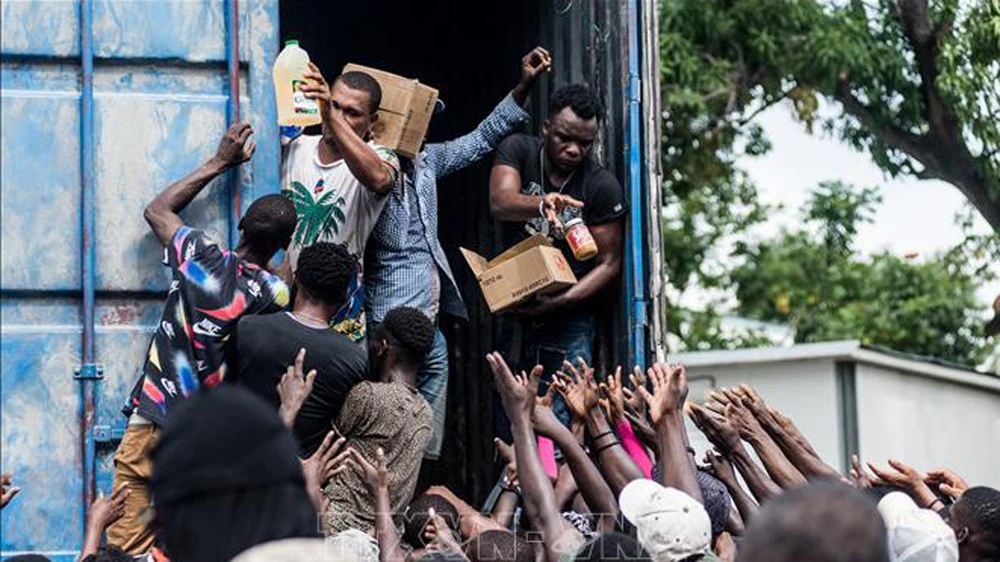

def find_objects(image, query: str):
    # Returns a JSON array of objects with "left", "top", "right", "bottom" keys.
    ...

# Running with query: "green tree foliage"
[
  {"left": 657, "top": 0, "right": 1000, "bottom": 362},
  {"left": 660, "top": 0, "right": 1000, "bottom": 230},
  {"left": 730, "top": 181, "right": 994, "bottom": 366}
]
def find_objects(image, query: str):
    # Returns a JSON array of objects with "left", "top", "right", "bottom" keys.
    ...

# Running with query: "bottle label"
[{"left": 291, "top": 79, "right": 318, "bottom": 115}]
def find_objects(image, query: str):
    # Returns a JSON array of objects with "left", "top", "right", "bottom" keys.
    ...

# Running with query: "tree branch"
[{"left": 833, "top": 78, "right": 929, "bottom": 160}]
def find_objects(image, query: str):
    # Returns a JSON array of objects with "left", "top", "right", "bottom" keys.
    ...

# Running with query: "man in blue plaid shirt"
[{"left": 364, "top": 47, "right": 552, "bottom": 459}]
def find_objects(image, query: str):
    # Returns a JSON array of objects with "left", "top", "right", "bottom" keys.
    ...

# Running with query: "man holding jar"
[{"left": 489, "top": 84, "right": 626, "bottom": 425}]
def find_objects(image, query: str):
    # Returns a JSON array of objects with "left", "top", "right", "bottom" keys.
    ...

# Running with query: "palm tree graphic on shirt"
[{"left": 285, "top": 179, "right": 347, "bottom": 246}]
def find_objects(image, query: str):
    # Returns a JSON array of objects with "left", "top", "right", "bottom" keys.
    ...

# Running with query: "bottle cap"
[
  {"left": 284, "top": 40, "right": 299, "bottom": 46},
  {"left": 564, "top": 218, "right": 584, "bottom": 228}
]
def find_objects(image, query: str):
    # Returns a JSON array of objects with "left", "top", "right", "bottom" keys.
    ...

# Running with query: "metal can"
[{"left": 564, "top": 218, "right": 598, "bottom": 261}]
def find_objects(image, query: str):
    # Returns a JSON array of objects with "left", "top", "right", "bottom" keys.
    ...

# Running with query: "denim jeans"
[
  {"left": 497, "top": 310, "right": 595, "bottom": 432},
  {"left": 416, "top": 329, "right": 449, "bottom": 459}
]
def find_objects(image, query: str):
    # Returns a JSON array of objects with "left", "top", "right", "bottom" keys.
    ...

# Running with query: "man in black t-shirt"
[
  {"left": 232, "top": 242, "right": 368, "bottom": 457},
  {"left": 490, "top": 84, "right": 626, "bottom": 424}
]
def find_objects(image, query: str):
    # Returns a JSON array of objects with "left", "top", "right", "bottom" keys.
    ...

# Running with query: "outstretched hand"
[
  {"left": 867, "top": 459, "right": 939, "bottom": 508},
  {"left": 277, "top": 348, "right": 317, "bottom": 428},
  {"left": 350, "top": 447, "right": 389, "bottom": 493},
  {"left": 214, "top": 121, "right": 256, "bottom": 167},
  {"left": 637, "top": 363, "right": 688, "bottom": 424},
  {"left": 599, "top": 367, "right": 626, "bottom": 423},
  {"left": 89, "top": 485, "right": 130, "bottom": 530},
  {"left": 301, "top": 430, "right": 350, "bottom": 511},
  {"left": 924, "top": 468, "right": 968, "bottom": 500},
  {"left": 487, "top": 352, "right": 541, "bottom": 420},
  {"left": 552, "top": 358, "right": 599, "bottom": 421},
  {"left": 688, "top": 403, "right": 742, "bottom": 454},
  {"left": 1, "top": 472, "right": 20, "bottom": 509}
]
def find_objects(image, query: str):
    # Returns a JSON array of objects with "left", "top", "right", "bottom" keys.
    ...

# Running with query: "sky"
[{"left": 740, "top": 101, "right": 1000, "bottom": 304}]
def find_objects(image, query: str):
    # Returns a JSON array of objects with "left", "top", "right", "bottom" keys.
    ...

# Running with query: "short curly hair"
[
  {"left": 377, "top": 307, "right": 435, "bottom": 366},
  {"left": 549, "top": 84, "right": 604, "bottom": 122},
  {"left": 465, "top": 530, "right": 534, "bottom": 562},
  {"left": 295, "top": 242, "right": 355, "bottom": 307},
  {"left": 241, "top": 194, "right": 297, "bottom": 255}
]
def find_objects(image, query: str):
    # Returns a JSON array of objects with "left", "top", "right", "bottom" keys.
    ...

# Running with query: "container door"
[{"left": 1, "top": 1, "right": 279, "bottom": 559}]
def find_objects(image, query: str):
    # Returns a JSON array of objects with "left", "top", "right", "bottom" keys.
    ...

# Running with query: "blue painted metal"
[
  {"left": 625, "top": 0, "right": 648, "bottom": 368},
  {"left": 226, "top": 0, "right": 241, "bottom": 248},
  {"left": 1, "top": 1, "right": 279, "bottom": 558},
  {"left": 78, "top": 0, "right": 99, "bottom": 537}
]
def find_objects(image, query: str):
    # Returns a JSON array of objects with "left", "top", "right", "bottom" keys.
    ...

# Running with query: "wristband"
[
  {"left": 538, "top": 197, "right": 547, "bottom": 220},
  {"left": 591, "top": 430, "right": 615, "bottom": 441},
  {"left": 594, "top": 440, "right": 620, "bottom": 455}
]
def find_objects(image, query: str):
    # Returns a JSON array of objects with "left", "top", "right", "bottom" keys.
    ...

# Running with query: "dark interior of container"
[{"left": 280, "top": 0, "right": 625, "bottom": 502}]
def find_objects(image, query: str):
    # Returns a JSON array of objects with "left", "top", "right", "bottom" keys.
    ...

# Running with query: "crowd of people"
[{"left": 1, "top": 47, "right": 998, "bottom": 562}]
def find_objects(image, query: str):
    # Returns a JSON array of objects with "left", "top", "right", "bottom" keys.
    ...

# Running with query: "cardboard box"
[
  {"left": 460, "top": 235, "right": 578, "bottom": 313},
  {"left": 343, "top": 63, "right": 438, "bottom": 159}
]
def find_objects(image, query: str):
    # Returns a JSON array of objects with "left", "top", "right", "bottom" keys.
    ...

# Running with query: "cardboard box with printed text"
[{"left": 460, "top": 235, "right": 578, "bottom": 313}]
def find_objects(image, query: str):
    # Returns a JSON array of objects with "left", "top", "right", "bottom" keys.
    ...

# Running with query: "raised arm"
[
  {"left": 735, "top": 387, "right": 838, "bottom": 479},
  {"left": 351, "top": 447, "right": 408, "bottom": 562},
  {"left": 79, "top": 486, "right": 129, "bottom": 560},
  {"left": 689, "top": 404, "right": 781, "bottom": 503},
  {"left": 534, "top": 400, "right": 619, "bottom": 533},
  {"left": 301, "top": 63, "right": 395, "bottom": 194},
  {"left": 722, "top": 398, "right": 807, "bottom": 489},
  {"left": 703, "top": 449, "right": 758, "bottom": 524},
  {"left": 144, "top": 121, "right": 254, "bottom": 246},
  {"left": 423, "top": 48, "right": 548, "bottom": 179},
  {"left": 487, "top": 353, "right": 566, "bottom": 562},
  {"left": 639, "top": 363, "right": 703, "bottom": 503},
  {"left": 554, "top": 361, "right": 643, "bottom": 496}
]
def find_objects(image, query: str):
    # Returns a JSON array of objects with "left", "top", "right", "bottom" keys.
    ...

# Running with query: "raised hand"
[
  {"left": 924, "top": 468, "right": 969, "bottom": 500},
  {"left": 849, "top": 454, "right": 873, "bottom": 490},
  {"left": 623, "top": 365, "right": 648, "bottom": 417},
  {"left": 487, "top": 352, "right": 541, "bottom": 420},
  {"left": 1, "top": 472, "right": 20, "bottom": 509},
  {"left": 867, "top": 459, "right": 939, "bottom": 508},
  {"left": 599, "top": 367, "right": 626, "bottom": 423},
  {"left": 277, "top": 348, "right": 317, "bottom": 428},
  {"left": 531, "top": 401, "right": 566, "bottom": 439},
  {"left": 688, "top": 403, "right": 742, "bottom": 454},
  {"left": 89, "top": 485, "right": 130, "bottom": 530},
  {"left": 302, "top": 430, "right": 350, "bottom": 493},
  {"left": 424, "top": 507, "right": 465, "bottom": 555},
  {"left": 494, "top": 438, "right": 518, "bottom": 486},
  {"left": 725, "top": 400, "right": 766, "bottom": 441},
  {"left": 214, "top": 121, "right": 256, "bottom": 167},
  {"left": 300, "top": 62, "right": 332, "bottom": 108},
  {"left": 350, "top": 447, "right": 388, "bottom": 493},
  {"left": 703, "top": 449, "right": 738, "bottom": 487},
  {"left": 552, "top": 358, "right": 599, "bottom": 421},
  {"left": 637, "top": 363, "right": 688, "bottom": 424},
  {"left": 520, "top": 47, "right": 552, "bottom": 84}
]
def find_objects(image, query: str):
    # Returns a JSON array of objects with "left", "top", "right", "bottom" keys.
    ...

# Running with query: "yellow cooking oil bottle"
[{"left": 273, "top": 40, "right": 321, "bottom": 126}]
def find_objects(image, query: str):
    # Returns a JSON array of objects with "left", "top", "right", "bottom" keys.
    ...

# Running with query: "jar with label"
[{"left": 564, "top": 218, "right": 598, "bottom": 261}]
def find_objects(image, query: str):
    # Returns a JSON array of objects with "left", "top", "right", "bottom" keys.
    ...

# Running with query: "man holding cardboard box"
[
  {"left": 364, "top": 47, "right": 553, "bottom": 459},
  {"left": 489, "top": 84, "right": 626, "bottom": 424}
]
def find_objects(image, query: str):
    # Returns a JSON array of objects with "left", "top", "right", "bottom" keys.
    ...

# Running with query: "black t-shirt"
[
  {"left": 492, "top": 134, "right": 627, "bottom": 280},
  {"left": 231, "top": 311, "right": 368, "bottom": 456}
]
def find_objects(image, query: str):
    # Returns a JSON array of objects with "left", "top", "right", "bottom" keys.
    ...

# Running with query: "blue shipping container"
[{"left": 2, "top": 1, "right": 664, "bottom": 557}]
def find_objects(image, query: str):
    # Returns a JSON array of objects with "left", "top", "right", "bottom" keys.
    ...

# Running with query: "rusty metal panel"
[{"left": 1, "top": 0, "right": 279, "bottom": 558}]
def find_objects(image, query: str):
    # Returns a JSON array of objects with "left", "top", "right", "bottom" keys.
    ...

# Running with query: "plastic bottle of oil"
[{"left": 273, "top": 40, "right": 321, "bottom": 126}]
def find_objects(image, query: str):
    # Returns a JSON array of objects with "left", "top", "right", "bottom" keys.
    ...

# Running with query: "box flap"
[
  {"left": 459, "top": 247, "right": 489, "bottom": 277},
  {"left": 486, "top": 234, "right": 551, "bottom": 269}
]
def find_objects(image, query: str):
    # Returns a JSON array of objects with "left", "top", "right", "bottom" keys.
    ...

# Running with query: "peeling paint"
[{"left": 1, "top": 0, "right": 278, "bottom": 555}]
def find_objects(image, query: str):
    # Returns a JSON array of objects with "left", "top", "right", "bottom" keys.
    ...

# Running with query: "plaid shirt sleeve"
[{"left": 421, "top": 93, "right": 529, "bottom": 179}]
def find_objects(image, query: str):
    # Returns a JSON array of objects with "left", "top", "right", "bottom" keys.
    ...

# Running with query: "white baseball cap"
[
  {"left": 878, "top": 492, "right": 958, "bottom": 562},
  {"left": 619, "top": 479, "right": 712, "bottom": 562}
]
